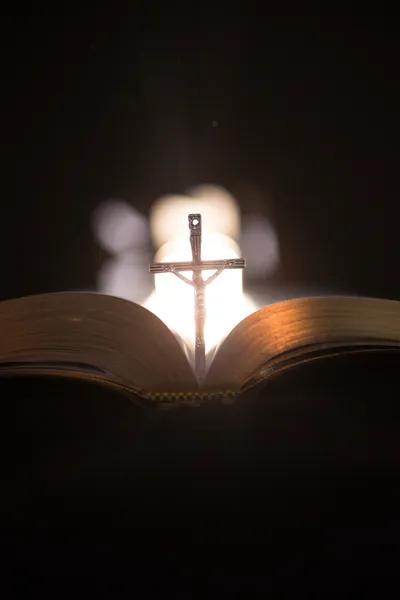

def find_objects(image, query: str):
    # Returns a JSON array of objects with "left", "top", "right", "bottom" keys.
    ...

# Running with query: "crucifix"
[{"left": 149, "top": 214, "right": 246, "bottom": 383}]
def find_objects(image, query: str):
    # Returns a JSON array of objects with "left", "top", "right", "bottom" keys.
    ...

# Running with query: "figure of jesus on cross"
[{"left": 150, "top": 214, "right": 246, "bottom": 383}]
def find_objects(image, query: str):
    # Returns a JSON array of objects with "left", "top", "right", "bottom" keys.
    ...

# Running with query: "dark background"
[
  {"left": 1, "top": 11, "right": 398, "bottom": 302},
  {"left": 1, "top": 10, "right": 400, "bottom": 573}
]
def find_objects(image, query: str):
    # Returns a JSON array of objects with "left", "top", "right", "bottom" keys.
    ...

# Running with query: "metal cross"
[{"left": 149, "top": 214, "right": 246, "bottom": 383}]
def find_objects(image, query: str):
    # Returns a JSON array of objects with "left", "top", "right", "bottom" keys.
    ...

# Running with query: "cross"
[{"left": 149, "top": 214, "right": 246, "bottom": 383}]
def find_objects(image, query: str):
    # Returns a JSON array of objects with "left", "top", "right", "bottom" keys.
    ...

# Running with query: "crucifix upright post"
[
  {"left": 189, "top": 215, "right": 207, "bottom": 381},
  {"left": 150, "top": 214, "right": 246, "bottom": 383}
]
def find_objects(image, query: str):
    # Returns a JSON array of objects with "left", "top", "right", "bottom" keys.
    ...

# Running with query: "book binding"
[{"left": 145, "top": 390, "right": 237, "bottom": 404}]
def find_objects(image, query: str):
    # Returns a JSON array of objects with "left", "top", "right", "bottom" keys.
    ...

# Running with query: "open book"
[{"left": 1, "top": 292, "right": 400, "bottom": 406}]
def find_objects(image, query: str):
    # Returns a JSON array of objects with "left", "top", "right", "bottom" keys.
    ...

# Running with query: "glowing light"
[
  {"left": 92, "top": 186, "right": 260, "bottom": 354},
  {"left": 144, "top": 232, "right": 257, "bottom": 352},
  {"left": 98, "top": 250, "right": 152, "bottom": 302},
  {"left": 150, "top": 185, "right": 240, "bottom": 248},
  {"left": 240, "top": 213, "right": 280, "bottom": 277},
  {"left": 92, "top": 199, "right": 152, "bottom": 302},
  {"left": 92, "top": 199, "right": 149, "bottom": 254}
]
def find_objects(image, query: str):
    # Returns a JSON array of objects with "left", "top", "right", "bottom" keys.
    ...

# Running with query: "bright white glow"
[
  {"left": 150, "top": 184, "right": 240, "bottom": 248},
  {"left": 144, "top": 232, "right": 257, "bottom": 352},
  {"left": 92, "top": 199, "right": 149, "bottom": 254}
]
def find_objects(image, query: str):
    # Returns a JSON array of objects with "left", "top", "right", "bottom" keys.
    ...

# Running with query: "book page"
[
  {"left": 0, "top": 292, "right": 197, "bottom": 394},
  {"left": 205, "top": 296, "right": 400, "bottom": 391}
]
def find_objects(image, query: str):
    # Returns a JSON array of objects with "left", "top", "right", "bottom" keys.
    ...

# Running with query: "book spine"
[{"left": 145, "top": 390, "right": 237, "bottom": 405}]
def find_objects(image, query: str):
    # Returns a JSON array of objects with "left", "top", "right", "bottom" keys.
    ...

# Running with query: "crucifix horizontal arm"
[
  {"left": 151, "top": 258, "right": 245, "bottom": 287},
  {"left": 149, "top": 258, "right": 246, "bottom": 274}
]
